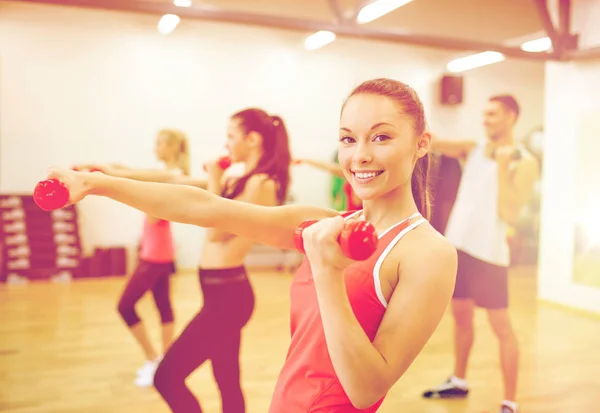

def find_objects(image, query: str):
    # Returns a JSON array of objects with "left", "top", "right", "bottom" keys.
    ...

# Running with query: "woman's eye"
[
  {"left": 374, "top": 134, "right": 391, "bottom": 142},
  {"left": 340, "top": 136, "right": 355, "bottom": 144}
]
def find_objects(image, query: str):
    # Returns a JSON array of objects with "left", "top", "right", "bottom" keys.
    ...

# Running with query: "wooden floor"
[{"left": 1, "top": 266, "right": 599, "bottom": 413}]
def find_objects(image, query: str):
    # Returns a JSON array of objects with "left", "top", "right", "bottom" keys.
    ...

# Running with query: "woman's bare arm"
[
  {"left": 76, "top": 164, "right": 208, "bottom": 189},
  {"left": 314, "top": 230, "right": 457, "bottom": 408},
  {"left": 48, "top": 168, "right": 337, "bottom": 250},
  {"left": 295, "top": 159, "right": 345, "bottom": 178},
  {"left": 205, "top": 175, "right": 277, "bottom": 243}
]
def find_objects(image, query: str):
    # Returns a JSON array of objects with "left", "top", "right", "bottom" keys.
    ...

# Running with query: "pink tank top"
[
  {"left": 269, "top": 210, "right": 427, "bottom": 412},
  {"left": 138, "top": 168, "right": 182, "bottom": 263},
  {"left": 139, "top": 217, "right": 175, "bottom": 263}
]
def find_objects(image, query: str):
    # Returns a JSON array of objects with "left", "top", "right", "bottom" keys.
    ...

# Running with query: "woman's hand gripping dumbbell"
[
  {"left": 203, "top": 156, "right": 232, "bottom": 172},
  {"left": 293, "top": 217, "right": 378, "bottom": 261},
  {"left": 33, "top": 177, "right": 71, "bottom": 211},
  {"left": 33, "top": 168, "right": 91, "bottom": 211}
]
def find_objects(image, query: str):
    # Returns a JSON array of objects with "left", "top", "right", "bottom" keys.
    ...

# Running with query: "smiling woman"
[
  {"left": 43, "top": 77, "right": 456, "bottom": 413},
  {"left": 338, "top": 80, "right": 432, "bottom": 220}
]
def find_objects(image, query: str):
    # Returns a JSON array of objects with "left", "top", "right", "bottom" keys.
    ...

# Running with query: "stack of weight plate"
[{"left": 0, "top": 194, "right": 82, "bottom": 283}]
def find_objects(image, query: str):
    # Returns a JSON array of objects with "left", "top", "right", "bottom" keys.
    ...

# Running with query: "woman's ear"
[
  {"left": 416, "top": 132, "right": 431, "bottom": 158},
  {"left": 246, "top": 131, "right": 263, "bottom": 148}
]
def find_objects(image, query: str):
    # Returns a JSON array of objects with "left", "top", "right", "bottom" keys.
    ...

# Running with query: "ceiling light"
[
  {"left": 305, "top": 31, "right": 336, "bottom": 51},
  {"left": 447, "top": 51, "right": 505, "bottom": 73},
  {"left": 357, "top": 0, "right": 414, "bottom": 24},
  {"left": 157, "top": 14, "right": 180, "bottom": 35},
  {"left": 521, "top": 37, "right": 552, "bottom": 52},
  {"left": 174, "top": 0, "right": 192, "bottom": 7}
]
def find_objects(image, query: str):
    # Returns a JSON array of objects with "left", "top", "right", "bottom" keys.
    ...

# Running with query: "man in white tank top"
[{"left": 422, "top": 95, "right": 539, "bottom": 413}]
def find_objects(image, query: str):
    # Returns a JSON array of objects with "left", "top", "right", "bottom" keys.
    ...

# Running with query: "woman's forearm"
[
  {"left": 315, "top": 274, "right": 389, "bottom": 408},
  {"left": 108, "top": 168, "right": 208, "bottom": 189},
  {"left": 86, "top": 173, "right": 217, "bottom": 227},
  {"left": 115, "top": 168, "right": 180, "bottom": 183}
]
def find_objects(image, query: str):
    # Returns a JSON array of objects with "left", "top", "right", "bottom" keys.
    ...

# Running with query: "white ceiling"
[{"left": 151, "top": 0, "right": 546, "bottom": 44}]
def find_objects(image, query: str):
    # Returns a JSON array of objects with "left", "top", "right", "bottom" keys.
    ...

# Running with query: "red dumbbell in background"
[{"left": 203, "top": 156, "right": 232, "bottom": 172}]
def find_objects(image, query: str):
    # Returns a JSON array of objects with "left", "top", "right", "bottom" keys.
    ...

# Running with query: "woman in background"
[
  {"left": 77, "top": 128, "right": 191, "bottom": 387},
  {"left": 83, "top": 109, "right": 291, "bottom": 413}
]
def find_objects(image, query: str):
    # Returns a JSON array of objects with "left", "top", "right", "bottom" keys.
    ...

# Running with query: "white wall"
[
  {"left": 0, "top": 1, "right": 545, "bottom": 270},
  {"left": 538, "top": 0, "right": 600, "bottom": 313}
]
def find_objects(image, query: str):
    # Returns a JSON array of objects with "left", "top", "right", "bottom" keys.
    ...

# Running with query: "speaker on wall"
[{"left": 440, "top": 75, "right": 463, "bottom": 105}]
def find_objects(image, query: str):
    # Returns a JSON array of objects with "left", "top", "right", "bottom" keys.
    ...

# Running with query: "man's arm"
[
  {"left": 430, "top": 134, "right": 477, "bottom": 160},
  {"left": 496, "top": 149, "right": 540, "bottom": 225}
]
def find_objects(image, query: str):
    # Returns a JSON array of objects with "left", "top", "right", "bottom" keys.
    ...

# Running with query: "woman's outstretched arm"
[
  {"left": 294, "top": 159, "right": 345, "bottom": 178},
  {"left": 47, "top": 168, "right": 337, "bottom": 250},
  {"left": 74, "top": 163, "right": 208, "bottom": 188}
]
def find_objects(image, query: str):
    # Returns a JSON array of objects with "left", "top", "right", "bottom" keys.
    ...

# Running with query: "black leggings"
[
  {"left": 154, "top": 266, "right": 255, "bottom": 413},
  {"left": 117, "top": 259, "right": 175, "bottom": 327}
]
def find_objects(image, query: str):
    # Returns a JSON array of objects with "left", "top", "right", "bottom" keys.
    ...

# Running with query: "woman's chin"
[{"left": 353, "top": 189, "right": 378, "bottom": 202}]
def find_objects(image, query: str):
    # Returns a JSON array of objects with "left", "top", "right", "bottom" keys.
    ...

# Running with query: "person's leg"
[
  {"left": 209, "top": 270, "right": 255, "bottom": 413},
  {"left": 477, "top": 265, "right": 519, "bottom": 412},
  {"left": 153, "top": 306, "right": 215, "bottom": 413},
  {"left": 117, "top": 261, "right": 159, "bottom": 362},
  {"left": 452, "top": 298, "right": 476, "bottom": 380},
  {"left": 150, "top": 267, "right": 175, "bottom": 353},
  {"left": 211, "top": 331, "right": 246, "bottom": 413},
  {"left": 423, "top": 250, "right": 474, "bottom": 399},
  {"left": 135, "top": 265, "right": 175, "bottom": 387},
  {"left": 488, "top": 309, "right": 519, "bottom": 404}
]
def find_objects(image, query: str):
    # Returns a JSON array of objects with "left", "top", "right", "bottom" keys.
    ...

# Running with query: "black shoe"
[{"left": 422, "top": 377, "right": 469, "bottom": 399}]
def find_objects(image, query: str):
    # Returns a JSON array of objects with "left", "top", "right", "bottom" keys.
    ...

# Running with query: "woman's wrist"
[{"left": 84, "top": 172, "right": 112, "bottom": 196}]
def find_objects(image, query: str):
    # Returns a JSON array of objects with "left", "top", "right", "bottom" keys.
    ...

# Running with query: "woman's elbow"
[{"left": 347, "top": 383, "right": 389, "bottom": 410}]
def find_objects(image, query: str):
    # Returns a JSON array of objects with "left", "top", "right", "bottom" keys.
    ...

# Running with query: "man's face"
[{"left": 483, "top": 100, "right": 516, "bottom": 141}]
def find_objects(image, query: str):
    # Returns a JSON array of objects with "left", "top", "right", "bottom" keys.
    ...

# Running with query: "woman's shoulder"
[
  {"left": 166, "top": 167, "right": 185, "bottom": 176},
  {"left": 389, "top": 221, "right": 457, "bottom": 280},
  {"left": 227, "top": 173, "right": 278, "bottom": 205},
  {"left": 246, "top": 173, "right": 278, "bottom": 190},
  {"left": 410, "top": 221, "right": 455, "bottom": 256}
]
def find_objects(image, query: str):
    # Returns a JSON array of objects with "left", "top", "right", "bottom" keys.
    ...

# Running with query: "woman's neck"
[
  {"left": 244, "top": 151, "right": 262, "bottom": 174},
  {"left": 163, "top": 158, "right": 179, "bottom": 170},
  {"left": 360, "top": 184, "right": 420, "bottom": 233}
]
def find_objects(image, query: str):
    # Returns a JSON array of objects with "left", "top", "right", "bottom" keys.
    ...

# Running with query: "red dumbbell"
[
  {"left": 203, "top": 156, "right": 232, "bottom": 172},
  {"left": 33, "top": 179, "right": 70, "bottom": 211},
  {"left": 293, "top": 219, "right": 378, "bottom": 261},
  {"left": 293, "top": 219, "right": 318, "bottom": 254}
]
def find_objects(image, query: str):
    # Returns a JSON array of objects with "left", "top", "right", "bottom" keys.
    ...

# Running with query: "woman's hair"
[
  {"left": 159, "top": 128, "right": 190, "bottom": 176},
  {"left": 344, "top": 78, "right": 432, "bottom": 219},
  {"left": 222, "top": 108, "right": 291, "bottom": 205}
]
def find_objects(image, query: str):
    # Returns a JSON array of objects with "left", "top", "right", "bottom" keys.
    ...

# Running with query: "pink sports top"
[
  {"left": 138, "top": 168, "right": 182, "bottom": 263},
  {"left": 269, "top": 210, "right": 427, "bottom": 412},
  {"left": 139, "top": 217, "right": 175, "bottom": 263}
]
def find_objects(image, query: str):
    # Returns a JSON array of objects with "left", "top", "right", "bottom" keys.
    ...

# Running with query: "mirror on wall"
[{"left": 573, "top": 112, "right": 600, "bottom": 289}]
